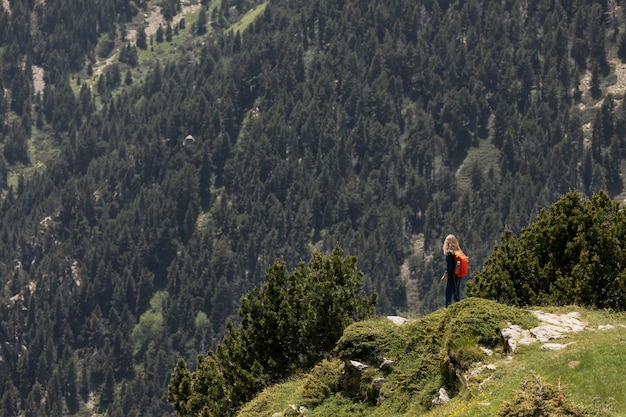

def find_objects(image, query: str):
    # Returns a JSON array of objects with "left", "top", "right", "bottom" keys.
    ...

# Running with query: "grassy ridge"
[{"left": 237, "top": 299, "right": 626, "bottom": 417}]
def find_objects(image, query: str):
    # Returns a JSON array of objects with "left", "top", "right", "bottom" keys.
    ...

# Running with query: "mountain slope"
[
  {"left": 237, "top": 298, "right": 626, "bottom": 416},
  {"left": 3, "top": 0, "right": 626, "bottom": 415}
]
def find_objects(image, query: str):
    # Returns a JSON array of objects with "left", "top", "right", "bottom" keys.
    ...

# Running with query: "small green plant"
[
  {"left": 301, "top": 359, "right": 343, "bottom": 406},
  {"left": 498, "top": 373, "right": 574, "bottom": 417},
  {"left": 282, "top": 405, "right": 300, "bottom": 416},
  {"left": 448, "top": 335, "right": 485, "bottom": 370}
]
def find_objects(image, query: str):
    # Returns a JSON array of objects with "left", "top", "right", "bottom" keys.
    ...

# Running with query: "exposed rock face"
[
  {"left": 345, "top": 360, "right": 369, "bottom": 371},
  {"left": 502, "top": 310, "right": 586, "bottom": 352},
  {"left": 372, "top": 377, "right": 385, "bottom": 393},
  {"left": 501, "top": 324, "right": 535, "bottom": 352},
  {"left": 530, "top": 311, "right": 584, "bottom": 332},
  {"left": 342, "top": 357, "right": 398, "bottom": 402}
]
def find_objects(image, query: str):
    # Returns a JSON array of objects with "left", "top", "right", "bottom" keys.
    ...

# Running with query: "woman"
[{"left": 441, "top": 234, "right": 462, "bottom": 307}]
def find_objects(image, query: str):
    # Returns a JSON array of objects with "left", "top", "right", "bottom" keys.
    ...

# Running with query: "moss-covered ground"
[{"left": 237, "top": 298, "right": 626, "bottom": 416}]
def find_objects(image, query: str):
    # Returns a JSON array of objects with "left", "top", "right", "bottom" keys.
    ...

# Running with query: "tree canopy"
[
  {"left": 467, "top": 191, "right": 626, "bottom": 310},
  {"left": 1, "top": 0, "right": 626, "bottom": 414},
  {"left": 168, "top": 246, "right": 376, "bottom": 416}
]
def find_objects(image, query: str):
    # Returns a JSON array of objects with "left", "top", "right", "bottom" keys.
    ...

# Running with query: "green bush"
[
  {"left": 468, "top": 191, "right": 626, "bottom": 310},
  {"left": 334, "top": 319, "right": 406, "bottom": 366},
  {"left": 169, "top": 247, "right": 376, "bottom": 417},
  {"left": 448, "top": 335, "right": 485, "bottom": 370},
  {"left": 301, "top": 359, "right": 343, "bottom": 406},
  {"left": 446, "top": 297, "right": 537, "bottom": 349}
]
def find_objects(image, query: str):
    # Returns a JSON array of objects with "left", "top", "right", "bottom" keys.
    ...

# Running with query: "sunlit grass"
[
  {"left": 237, "top": 378, "right": 305, "bottom": 417},
  {"left": 427, "top": 308, "right": 626, "bottom": 416},
  {"left": 226, "top": 2, "right": 268, "bottom": 35},
  {"left": 235, "top": 306, "right": 626, "bottom": 417},
  {"left": 456, "top": 137, "right": 501, "bottom": 193}
]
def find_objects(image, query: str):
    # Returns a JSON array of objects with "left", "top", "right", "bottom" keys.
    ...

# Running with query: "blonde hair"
[{"left": 442, "top": 234, "right": 460, "bottom": 254}]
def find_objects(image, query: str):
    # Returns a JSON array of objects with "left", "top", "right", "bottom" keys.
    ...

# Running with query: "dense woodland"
[{"left": 1, "top": 0, "right": 626, "bottom": 415}]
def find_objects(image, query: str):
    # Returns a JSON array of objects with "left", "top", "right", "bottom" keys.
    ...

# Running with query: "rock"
[
  {"left": 501, "top": 324, "right": 534, "bottom": 352},
  {"left": 379, "top": 358, "right": 396, "bottom": 370},
  {"left": 346, "top": 360, "right": 369, "bottom": 371},
  {"left": 598, "top": 324, "right": 614, "bottom": 330},
  {"left": 502, "top": 311, "right": 586, "bottom": 352},
  {"left": 386, "top": 315, "right": 407, "bottom": 325},
  {"left": 469, "top": 363, "right": 497, "bottom": 377},
  {"left": 432, "top": 387, "right": 450, "bottom": 405},
  {"left": 541, "top": 342, "right": 575, "bottom": 350},
  {"left": 530, "top": 324, "right": 570, "bottom": 342},
  {"left": 373, "top": 377, "right": 385, "bottom": 393},
  {"left": 531, "top": 311, "right": 584, "bottom": 332},
  {"left": 343, "top": 360, "right": 369, "bottom": 392},
  {"left": 479, "top": 346, "right": 493, "bottom": 356}
]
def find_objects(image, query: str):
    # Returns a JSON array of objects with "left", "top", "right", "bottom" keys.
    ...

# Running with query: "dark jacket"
[{"left": 445, "top": 252, "right": 460, "bottom": 307}]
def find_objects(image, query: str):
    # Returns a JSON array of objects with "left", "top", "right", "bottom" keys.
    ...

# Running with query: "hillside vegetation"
[
  {"left": 235, "top": 298, "right": 626, "bottom": 417},
  {"left": 169, "top": 191, "right": 626, "bottom": 417},
  {"left": 2, "top": 0, "right": 626, "bottom": 415}
]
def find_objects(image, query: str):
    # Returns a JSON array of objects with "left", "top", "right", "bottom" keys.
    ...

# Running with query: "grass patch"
[
  {"left": 535, "top": 326, "right": 626, "bottom": 414},
  {"left": 456, "top": 138, "right": 501, "bottom": 193},
  {"left": 226, "top": 2, "right": 268, "bottom": 35},
  {"left": 6, "top": 127, "right": 55, "bottom": 190},
  {"left": 424, "top": 308, "right": 626, "bottom": 417},
  {"left": 237, "top": 378, "right": 305, "bottom": 417},
  {"left": 236, "top": 302, "right": 626, "bottom": 416}
]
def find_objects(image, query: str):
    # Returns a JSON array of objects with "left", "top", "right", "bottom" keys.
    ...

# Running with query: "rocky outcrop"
[{"left": 502, "top": 311, "right": 587, "bottom": 352}]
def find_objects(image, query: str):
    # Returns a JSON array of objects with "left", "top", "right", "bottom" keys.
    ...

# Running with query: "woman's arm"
[{"left": 446, "top": 252, "right": 455, "bottom": 278}]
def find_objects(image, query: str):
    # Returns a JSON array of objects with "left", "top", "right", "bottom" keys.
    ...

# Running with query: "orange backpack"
[{"left": 454, "top": 250, "right": 469, "bottom": 277}]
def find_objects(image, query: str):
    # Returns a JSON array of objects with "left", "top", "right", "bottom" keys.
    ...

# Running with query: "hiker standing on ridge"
[{"left": 440, "top": 234, "right": 468, "bottom": 307}]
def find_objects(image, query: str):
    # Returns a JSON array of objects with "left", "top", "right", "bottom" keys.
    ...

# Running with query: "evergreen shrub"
[
  {"left": 468, "top": 191, "right": 626, "bottom": 310},
  {"left": 301, "top": 359, "right": 343, "bottom": 406}
]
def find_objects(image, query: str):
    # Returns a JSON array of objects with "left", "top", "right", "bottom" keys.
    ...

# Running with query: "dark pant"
[{"left": 445, "top": 276, "right": 461, "bottom": 307}]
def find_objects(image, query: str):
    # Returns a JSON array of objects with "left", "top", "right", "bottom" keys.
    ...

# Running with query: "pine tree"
[
  {"left": 156, "top": 24, "right": 164, "bottom": 43},
  {"left": 197, "top": 7, "right": 208, "bottom": 35},
  {"left": 169, "top": 247, "right": 377, "bottom": 416},
  {"left": 0, "top": 377, "right": 19, "bottom": 417},
  {"left": 136, "top": 26, "right": 148, "bottom": 50},
  {"left": 166, "top": 22, "right": 173, "bottom": 42},
  {"left": 468, "top": 192, "right": 626, "bottom": 309},
  {"left": 99, "top": 365, "right": 115, "bottom": 412},
  {"left": 65, "top": 360, "right": 80, "bottom": 414},
  {"left": 590, "top": 61, "right": 601, "bottom": 99}
]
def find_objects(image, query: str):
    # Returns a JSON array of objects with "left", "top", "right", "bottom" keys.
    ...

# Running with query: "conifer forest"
[{"left": 1, "top": 0, "right": 626, "bottom": 415}]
